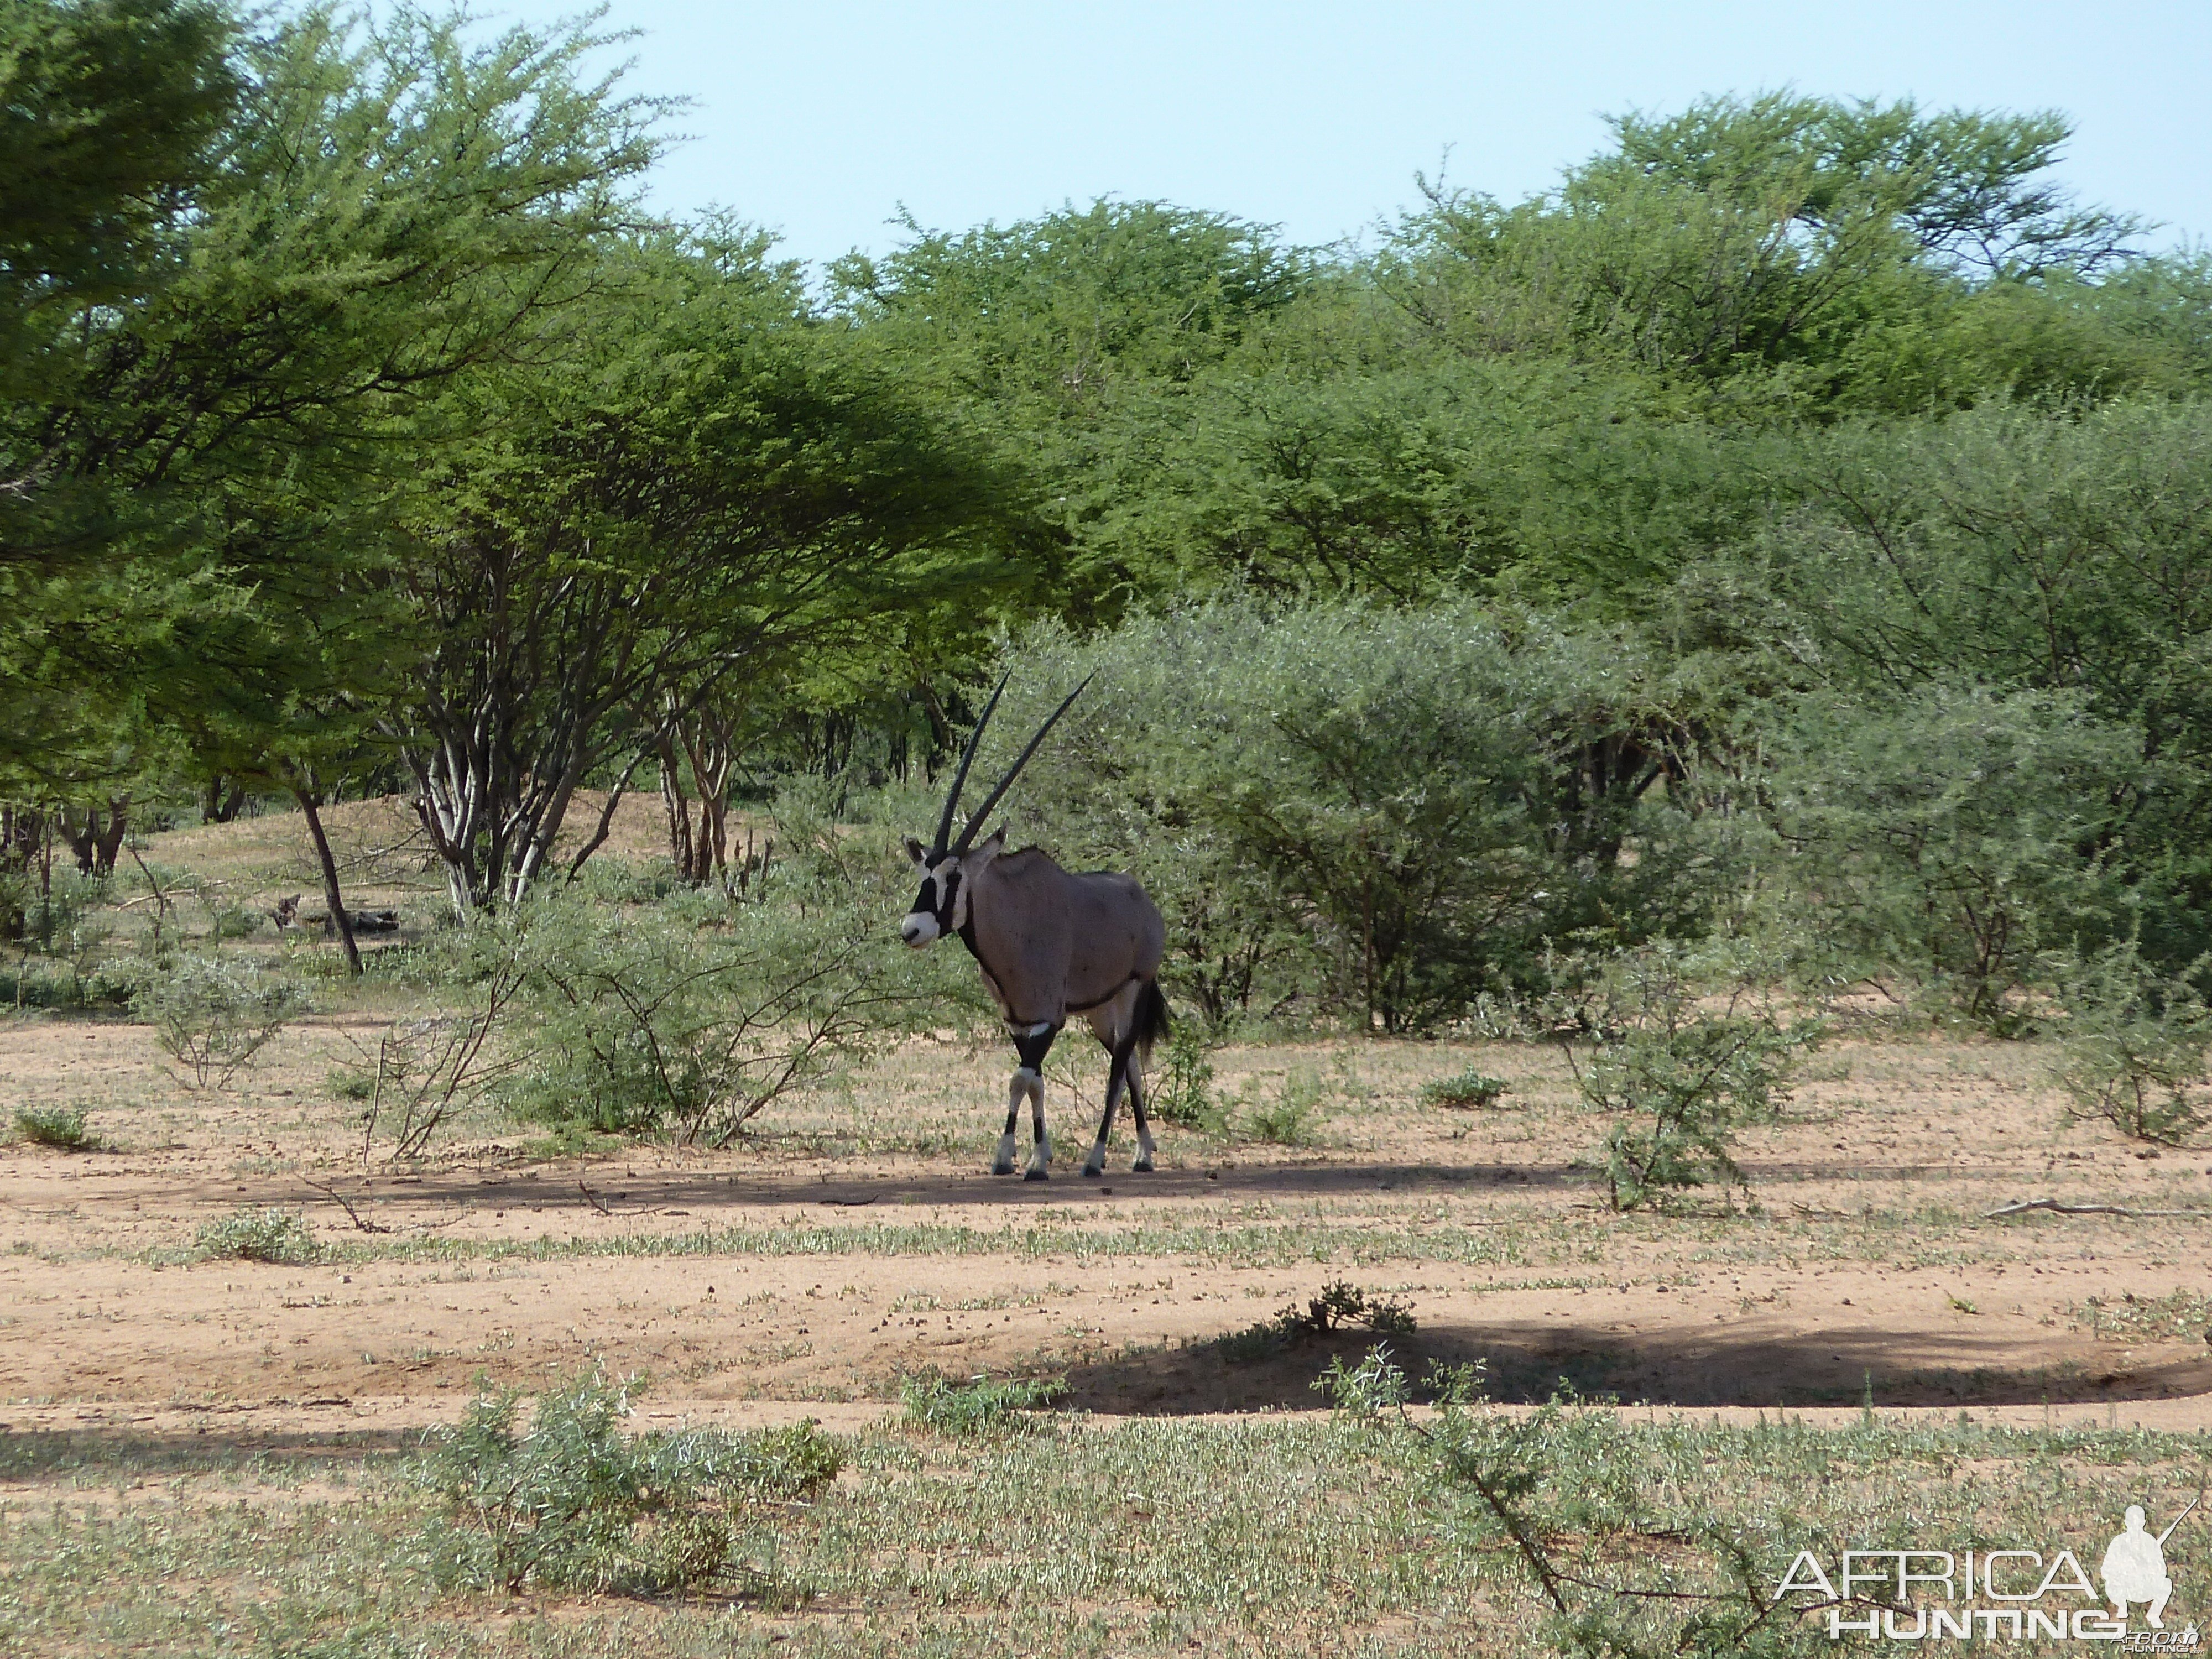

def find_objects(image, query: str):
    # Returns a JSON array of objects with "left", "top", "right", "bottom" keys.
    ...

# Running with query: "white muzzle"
[{"left": 900, "top": 911, "right": 940, "bottom": 947}]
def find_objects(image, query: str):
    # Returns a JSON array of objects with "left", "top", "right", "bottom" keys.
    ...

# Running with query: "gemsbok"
[{"left": 900, "top": 676, "right": 1169, "bottom": 1180}]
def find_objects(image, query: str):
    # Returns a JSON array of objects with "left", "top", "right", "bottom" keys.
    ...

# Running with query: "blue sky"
[{"left": 477, "top": 1, "right": 2211, "bottom": 269}]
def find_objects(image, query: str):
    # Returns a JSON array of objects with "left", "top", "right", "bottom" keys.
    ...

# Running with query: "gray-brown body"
[{"left": 964, "top": 849, "right": 1165, "bottom": 1027}]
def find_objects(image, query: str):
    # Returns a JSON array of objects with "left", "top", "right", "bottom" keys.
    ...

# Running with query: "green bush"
[
  {"left": 1243, "top": 1068, "right": 1325, "bottom": 1145},
  {"left": 413, "top": 1369, "right": 842, "bottom": 1594},
  {"left": 195, "top": 1207, "right": 319, "bottom": 1264},
  {"left": 1420, "top": 1066, "right": 1510, "bottom": 1109},
  {"left": 3, "top": 868, "right": 107, "bottom": 954},
  {"left": 2052, "top": 945, "right": 2211, "bottom": 1146},
  {"left": 1145, "top": 1027, "right": 1220, "bottom": 1130},
  {"left": 1561, "top": 946, "right": 1821, "bottom": 1211},
  {"left": 992, "top": 596, "right": 1709, "bottom": 1034},
  {"left": 208, "top": 899, "right": 265, "bottom": 941},
  {"left": 134, "top": 955, "right": 312, "bottom": 1088},
  {"left": 899, "top": 1372, "right": 1066, "bottom": 1437},
  {"left": 14, "top": 1103, "right": 95, "bottom": 1151},
  {"left": 1766, "top": 400, "right": 2212, "bottom": 981},
  {"left": 1766, "top": 685, "right": 2141, "bottom": 1030}
]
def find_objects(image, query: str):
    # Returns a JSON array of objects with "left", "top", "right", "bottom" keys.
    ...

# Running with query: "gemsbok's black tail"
[{"left": 1133, "top": 979, "right": 1170, "bottom": 1058}]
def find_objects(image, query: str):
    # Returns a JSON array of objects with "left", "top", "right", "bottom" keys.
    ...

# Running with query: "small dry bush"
[
  {"left": 1243, "top": 1068, "right": 1325, "bottom": 1145},
  {"left": 1219, "top": 1280, "right": 1416, "bottom": 1363},
  {"left": 2073, "top": 1289, "right": 2212, "bottom": 1345},
  {"left": 1319, "top": 1347, "right": 1833, "bottom": 1658}
]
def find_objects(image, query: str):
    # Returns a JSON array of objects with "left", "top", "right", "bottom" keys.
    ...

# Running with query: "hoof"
[
  {"left": 1081, "top": 1162, "right": 1103, "bottom": 1180},
  {"left": 1023, "top": 1168, "right": 1050, "bottom": 1183},
  {"left": 990, "top": 1161, "right": 1016, "bottom": 1176},
  {"left": 1131, "top": 1156, "right": 1154, "bottom": 1173}
]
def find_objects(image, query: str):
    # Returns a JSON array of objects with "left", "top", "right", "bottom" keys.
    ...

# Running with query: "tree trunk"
[
  {"left": 658, "top": 728, "right": 696, "bottom": 878},
  {"left": 59, "top": 797, "right": 129, "bottom": 875},
  {"left": 293, "top": 786, "right": 362, "bottom": 976}
]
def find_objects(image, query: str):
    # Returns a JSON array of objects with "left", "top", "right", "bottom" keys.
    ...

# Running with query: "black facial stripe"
[{"left": 909, "top": 861, "right": 960, "bottom": 926}]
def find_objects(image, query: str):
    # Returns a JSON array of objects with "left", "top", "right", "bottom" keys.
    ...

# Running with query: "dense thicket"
[{"left": 7, "top": 3, "right": 2211, "bottom": 1045}]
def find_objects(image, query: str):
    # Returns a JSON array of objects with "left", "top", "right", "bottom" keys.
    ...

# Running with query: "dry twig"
[
  {"left": 1983, "top": 1197, "right": 2209, "bottom": 1220},
  {"left": 306, "top": 1178, "right": 392, "bottom": 1233},
  {"left": 578, "top": 1179, "right": 661, "bottom": 1218}
]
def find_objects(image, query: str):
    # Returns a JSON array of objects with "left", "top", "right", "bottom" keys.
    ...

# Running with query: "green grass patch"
[
  {"left": 900, "top": 1371, "right": 1068, "bottom": 1437},
  {"left": 413, "top": 1367, "right": 842, "bottom": 1594}
]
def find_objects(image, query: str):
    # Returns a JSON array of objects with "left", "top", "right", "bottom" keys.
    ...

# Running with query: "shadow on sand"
[{"left": 1052, "top": 1321, "right": 2212, "bottom": 1415}]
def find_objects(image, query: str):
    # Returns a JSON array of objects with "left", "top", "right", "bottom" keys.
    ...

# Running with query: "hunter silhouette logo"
[{"left": 2103, "top": 1501, "right": 2190, "bottom": 1629}]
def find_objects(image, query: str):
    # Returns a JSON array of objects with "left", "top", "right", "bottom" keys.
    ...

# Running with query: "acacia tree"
[
  {"left": 389, "top": 237, "right": 1028, "bottom": 919},
  {"left": 3, "top": 2, "right": 669, "bottom": 924}
]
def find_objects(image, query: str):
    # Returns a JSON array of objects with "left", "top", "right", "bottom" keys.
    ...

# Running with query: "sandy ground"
[{"left": 6, "top": 1010, "right": 2211, "bottom": 1452}]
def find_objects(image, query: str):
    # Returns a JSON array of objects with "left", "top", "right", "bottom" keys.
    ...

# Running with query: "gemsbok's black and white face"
[
  {"left": 899, "top": 831, "right": 1001, "bottom": 946},
  {"left": 899, "top": 839, "right": 960, "bottom": 946}
]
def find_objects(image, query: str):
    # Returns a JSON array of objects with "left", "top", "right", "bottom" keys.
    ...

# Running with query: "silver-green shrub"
[
  {"left": 1560, "top": 945, "right": 1822, "bottom": 1211},
  {"left": 497, "top": 801, "right": 964, "bottom": 1144},
  {"left": 195, "top": 1207, "right": 319, "bottom": 1264},
  {"left": 135, "top": 954, "right": 312, "bottom": 1088},
  {"left": 2053, "top": 943, "right": 2211, "bottom": 1146}
]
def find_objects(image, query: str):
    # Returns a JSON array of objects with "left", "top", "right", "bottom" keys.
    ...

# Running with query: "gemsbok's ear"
[
  {"left": 904, "top": 836, "right": 927, "bottom": 866},
  {"left": 967, "top": 826, "right": 1006, "bottom": 869}
]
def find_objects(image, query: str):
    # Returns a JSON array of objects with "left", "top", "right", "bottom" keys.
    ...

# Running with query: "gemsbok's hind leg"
[
  {"left": 1083, "top": 1037, "right": 1137, "bottom": 1178},
  {"left": 1082, "top": 984, "right": 1145, "bottom": 1178},
  {"left": 1126, "top": 1054, "right": 1156, "bottom": 1172},
  {"left": 1003, "top": 1022, "right": 1057, "bottom": 1181}
]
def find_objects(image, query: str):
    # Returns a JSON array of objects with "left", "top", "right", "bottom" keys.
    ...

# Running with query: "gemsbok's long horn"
[
  {"left": 954, "top": 675, "right": 1094, "bottom": 852},
  {"left": 933, "top": 673, "right": 1010, "bottom": 854}
]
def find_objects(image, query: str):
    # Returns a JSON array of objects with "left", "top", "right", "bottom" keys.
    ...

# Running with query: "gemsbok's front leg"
[
  {"left": 993, "top": 1070, "right": 1026, "bottom": 1176},
  {"left": 1001, "top": 1022, "right": 1057, "bottom": 1181}
]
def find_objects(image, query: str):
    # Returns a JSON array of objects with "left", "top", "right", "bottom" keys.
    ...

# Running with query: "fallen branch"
[
  {"left": 1983, "top": 1198, "right": 2211, "bottom": 1221},
  {"left": 306, "top": 1178, "right": 392, "bottom": 1234}
]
